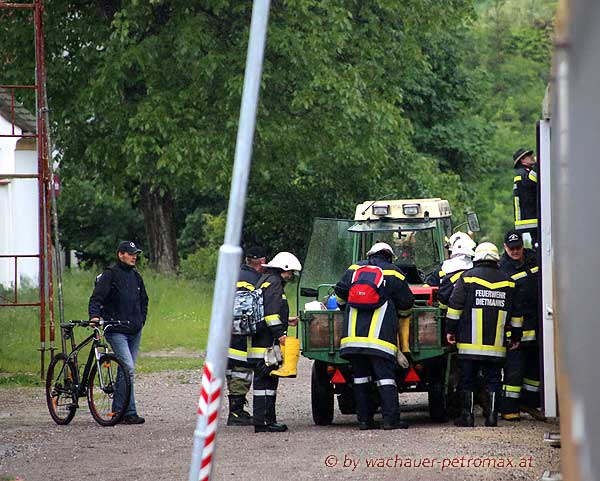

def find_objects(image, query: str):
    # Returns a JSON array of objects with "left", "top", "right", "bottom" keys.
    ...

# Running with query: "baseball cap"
[
  {"left": 504, "top": 230, "right": 523, "bottom": 248},
  {"left": 117, "top": 241, "right": 142, "bottom": 254},
  {"left": 245, "top": 246, "right": 267, "bottom": 259}
]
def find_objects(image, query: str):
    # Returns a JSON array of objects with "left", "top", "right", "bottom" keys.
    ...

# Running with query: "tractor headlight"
[
  {"left": 402, "top": 203, "right": 420, "bottom": 216},
  {"left": 372, "top": 204, "right": 390, "bottom": 216}
]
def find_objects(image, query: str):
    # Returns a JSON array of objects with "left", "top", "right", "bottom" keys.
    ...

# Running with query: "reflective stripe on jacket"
[
  {"left": 513, "top": 164, "right": 538, "bottom": 230},
  {"left": 499, "top": 250, "right": 539, "bottom": 344},
  {"left": 446, "top": 261, "right": 523, "bottom": 362},
  {"left": 248, "top": 269, "right": 288, "bottom": 365},
  {"left": 335, "top": 255, "right": 414, "bottom": 362},
  {"left": 228, "top": 264, "right": 262, "bottom": 366}
]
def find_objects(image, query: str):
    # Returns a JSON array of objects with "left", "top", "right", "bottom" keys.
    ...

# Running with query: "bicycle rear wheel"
[
  {"left": 87, "top": 353, "right": 131, "bottom": 426},
  {"left": 46, "top": 353, "right": 78, "bottom": 425}
]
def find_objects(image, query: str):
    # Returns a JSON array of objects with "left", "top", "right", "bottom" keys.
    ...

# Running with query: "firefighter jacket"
[
  {"left": 446, "top": 260, "right": 523, "bottom": 363},
  {"left": 335, "top": 254, "right": 414, "bottom": 363},
  {"left": 513, "top": 163, "right": 538, "bottom": 232},
  {"left": 438, "top": 256, "right": 473, "bottom": 310},
  {"left": 247, "top": 268, "right": 288, "bottom": 365},
  {"left": 228, "top": 264, "right": 262, "bottom": 366},
  {"left": 88, "top": 261, "right": 149, "bottom": 335},
  {"left": 424, "top": 263, "right": 444, "bottom": 287},
  {"left": 499, "top": 250, "right": 539, "bottom": 344}
]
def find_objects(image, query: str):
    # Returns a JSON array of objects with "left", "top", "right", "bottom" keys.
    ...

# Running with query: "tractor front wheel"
[{"left": 311, "top": 361, "right": 334, "bottom": 425}]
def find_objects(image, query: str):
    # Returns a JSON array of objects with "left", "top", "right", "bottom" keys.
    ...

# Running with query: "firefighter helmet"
[
  {"left": 513, "top": 148, "right": 533, "bottom": 165},
  {"left": 263, "top": 251, "right": 302, "bottom": 273},
  {"left": 366, "top": 242, "right": 395, "bottom": 258},
  {"left": 473, "top": 242, "right": 500, "bottom": 262},
  {"left": 449, "top": 232, "right": 476, "bottom": 258}
]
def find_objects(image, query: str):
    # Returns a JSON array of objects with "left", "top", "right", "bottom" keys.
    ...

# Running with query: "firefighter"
[
  {"left": 334, "top": 242, "right": 414, "bottom": 430},
  {"left": 499, "top": 230, "right": 545, "bottom": 422},
  {"left": 446, "top": 242, "right": 523, "bottom": 427},
  {"left": 247, "top": 251, "right": 301, "bottom": 433},
  {"left": 425, "top": 231, "right": 472, "bottom": 287},
  {"left": 226, "top": 247, "right": 267, "bottom": 426},
  {"left": 438, "top": 233, "right": 476, "bottom": 311},
  {"left": 512, "top": 148, "right": 539, "bottom": 248}
]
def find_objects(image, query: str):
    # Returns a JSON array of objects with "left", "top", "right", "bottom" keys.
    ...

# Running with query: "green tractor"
[{"left": 297, "top": 198, "right": 479, "bottom": 425}]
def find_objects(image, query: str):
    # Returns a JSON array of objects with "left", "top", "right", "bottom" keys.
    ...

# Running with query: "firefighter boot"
[
  {"left": 484, "top": 391, "right": 498, "bottom": 427},
  {"left": 454, "top": 391, "right": 475, "bottom": 427},
  {"left": 270, "top": 337, "right": 300, "bottom": 378},
  {"left": 254, "top": 394, "right": 287, "bottom": 432},
  {"left": 227, "top": 395, "right": 253, "bottom": 426}
]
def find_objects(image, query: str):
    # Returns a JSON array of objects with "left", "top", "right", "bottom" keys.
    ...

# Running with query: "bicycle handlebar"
[{"left": 60, "top": 319, "right": 130, "bottom": 329}]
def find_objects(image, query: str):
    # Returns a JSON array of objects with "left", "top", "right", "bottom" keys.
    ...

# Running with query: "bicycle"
[{"left": 45, "top": 319, "right": 132, "bottom": 426}]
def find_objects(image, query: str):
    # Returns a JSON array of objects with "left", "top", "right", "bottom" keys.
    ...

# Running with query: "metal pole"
[{"left": 188, "top": 2, "right": 271, "bottom": 481}]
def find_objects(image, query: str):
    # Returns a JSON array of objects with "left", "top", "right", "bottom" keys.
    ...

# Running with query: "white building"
[{"left": 0, "top": 89, "right": 39, "bottom": 288}]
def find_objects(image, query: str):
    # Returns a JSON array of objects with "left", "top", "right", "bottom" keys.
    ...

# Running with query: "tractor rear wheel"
[{"left": 311, "top": 361, "right": 334, "bottom": 425}]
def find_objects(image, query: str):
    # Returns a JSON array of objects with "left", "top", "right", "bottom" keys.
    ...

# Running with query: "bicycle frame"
[{"left": 61, "top": 323, "right": 111, "bottom": 398}]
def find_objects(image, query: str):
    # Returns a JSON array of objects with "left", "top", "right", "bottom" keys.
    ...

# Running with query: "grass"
[{"left": 0, "top": 268, "right": 299, "bottom": 386}]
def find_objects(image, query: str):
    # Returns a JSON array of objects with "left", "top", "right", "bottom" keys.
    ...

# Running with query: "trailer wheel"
[
  {"left": 428, "top": 382, "right": 448, "bottom": 422},
  {"left": 311, "top": 361, "right": 334, "bottom": 425}
]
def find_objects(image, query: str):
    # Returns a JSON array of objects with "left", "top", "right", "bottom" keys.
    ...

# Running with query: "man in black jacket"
[
  {"left": 512, "top": 148, "right": 539, "bottom": 248},
  {"left": 226, "top": 246, "right": 267, "bottom": 426},
  {"left": 89, "top": 241, "right": 149, "bottom": 425},
  {"left": 335, "top": 242, "right": 414, "bottom": 430},
  {"left": 499, "top": 230, "right": 545, "bottom": 421},
  {"left": 446, "top": 242, "right": 523, "bottom": 427}
]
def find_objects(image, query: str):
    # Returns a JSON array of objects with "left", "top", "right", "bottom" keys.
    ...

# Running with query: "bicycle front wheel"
[
  {"left": 46, "top": 353, "right": 78, "bottom": 425},
  {"left": 87, "top": 353, "right": 131, "bottom": 426}
]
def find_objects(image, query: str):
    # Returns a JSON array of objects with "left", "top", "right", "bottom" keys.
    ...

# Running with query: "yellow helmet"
[{"left": 473, "top": 242, "right": 500, "bottom": 262}]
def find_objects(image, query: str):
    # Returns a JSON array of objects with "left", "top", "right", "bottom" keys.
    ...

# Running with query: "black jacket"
[
  {"left": 228, "top": 264, "right": 263, "bottom": 366},
  {"left": 88, "top": 261, "right": 149, "bottom": 334},
  {"left": 513, "top": 163, "right": 538, "bottom": 231},
  {"left": 335, "top": 254, "right": 414, "bottom": 363},
  {"left": 447, "top": 260, "right": 523, "bottom": 363},
  {"left": 499, "top": 249, "right": 539, "bottom": 344},
  {"left": 248, "top": 268, "right": 289, "bottom": 365}
]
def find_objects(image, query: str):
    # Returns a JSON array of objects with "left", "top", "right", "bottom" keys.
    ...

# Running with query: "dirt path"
[{"left": 0, "top": 357, "right": 560, "bottom": 481}]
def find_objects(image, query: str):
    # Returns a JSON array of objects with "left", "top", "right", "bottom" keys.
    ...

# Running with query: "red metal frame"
[{"left": 0, "top": 0, "right": 55, "bottom": 377}]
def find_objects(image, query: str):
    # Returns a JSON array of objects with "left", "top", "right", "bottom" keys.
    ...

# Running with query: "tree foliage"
[{"left": 0, "top": 0, "right": 557, "bottom": 272}]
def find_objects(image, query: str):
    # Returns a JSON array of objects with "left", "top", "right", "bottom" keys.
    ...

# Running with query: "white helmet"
[
  {"left": 263, "top": 251, "right": 302, "bottom": 274},
  {"left": 473, "top": 242, "right": 500, "bottom": 262},
  {"left": 449, "top": 233, "right": 476, "bottom": 258},
  {"left": 366, "top": 242, "right": 395, "bottom": 258}
]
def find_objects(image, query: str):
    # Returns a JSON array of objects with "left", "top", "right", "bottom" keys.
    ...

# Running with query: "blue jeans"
[{"left": 105, "top": 330, "right": 142, "bottom": 416}]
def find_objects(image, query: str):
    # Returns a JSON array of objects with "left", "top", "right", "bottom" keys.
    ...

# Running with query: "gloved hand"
[
  {"left": 396, "top": 350, "right": 410, "bottom": 369},
  {"left": 255, "top": 361, "right": 274, "bottom": 378}
]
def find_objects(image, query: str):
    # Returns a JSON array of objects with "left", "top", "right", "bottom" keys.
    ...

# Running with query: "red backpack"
[{"left": 348, "top": 265, "right": 387, "bottom": 309}]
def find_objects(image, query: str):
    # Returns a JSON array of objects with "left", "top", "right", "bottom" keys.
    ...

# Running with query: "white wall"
[{"left": 0, "top": 114, "right": 39, "bottom": 289}]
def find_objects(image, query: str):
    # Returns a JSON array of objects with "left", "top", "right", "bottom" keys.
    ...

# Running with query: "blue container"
[{"left": 326, "top": 294, "right": 338, "bottom": 310}]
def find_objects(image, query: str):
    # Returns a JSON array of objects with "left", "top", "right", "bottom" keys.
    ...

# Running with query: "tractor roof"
[{"left": 354, "top": 198, "right": 451, "bottom": 221}]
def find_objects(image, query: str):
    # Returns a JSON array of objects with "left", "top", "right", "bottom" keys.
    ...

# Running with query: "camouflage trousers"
[{"left": 226, "top": 365, "right": 253, "bottom": 397}]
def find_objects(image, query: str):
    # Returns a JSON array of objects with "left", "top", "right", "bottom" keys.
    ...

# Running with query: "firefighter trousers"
[
  {"left": 226, "top": 362, "right": 253, "bottom": 397},
  {"left": 350, "top": 355, "right": 399, "bottom": 424},
  {"left": 458, "top": 359, "right": 502, "bottom": 393},
  {"left": 501, "top": 344, "right": 541, "bottom": 414},
  {"left": 252, "top": 362, "right": 279, "bottom": 426}
]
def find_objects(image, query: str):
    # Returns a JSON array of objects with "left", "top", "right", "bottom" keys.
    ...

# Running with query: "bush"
[{"left": 179, "top": 212, "right": 225, "bottom": 280}]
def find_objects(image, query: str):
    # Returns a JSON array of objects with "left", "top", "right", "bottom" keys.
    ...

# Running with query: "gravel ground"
[{"left": 0, "top": 357, "right": 560, "bottom": 481}]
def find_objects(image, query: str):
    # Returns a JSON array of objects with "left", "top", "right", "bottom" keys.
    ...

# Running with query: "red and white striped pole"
[
  {"left": 196, "top": 362, "right": 222, "bottom": 481},
  {"left": 188, "top": 2, "right": 271, "bottom": 481}
]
